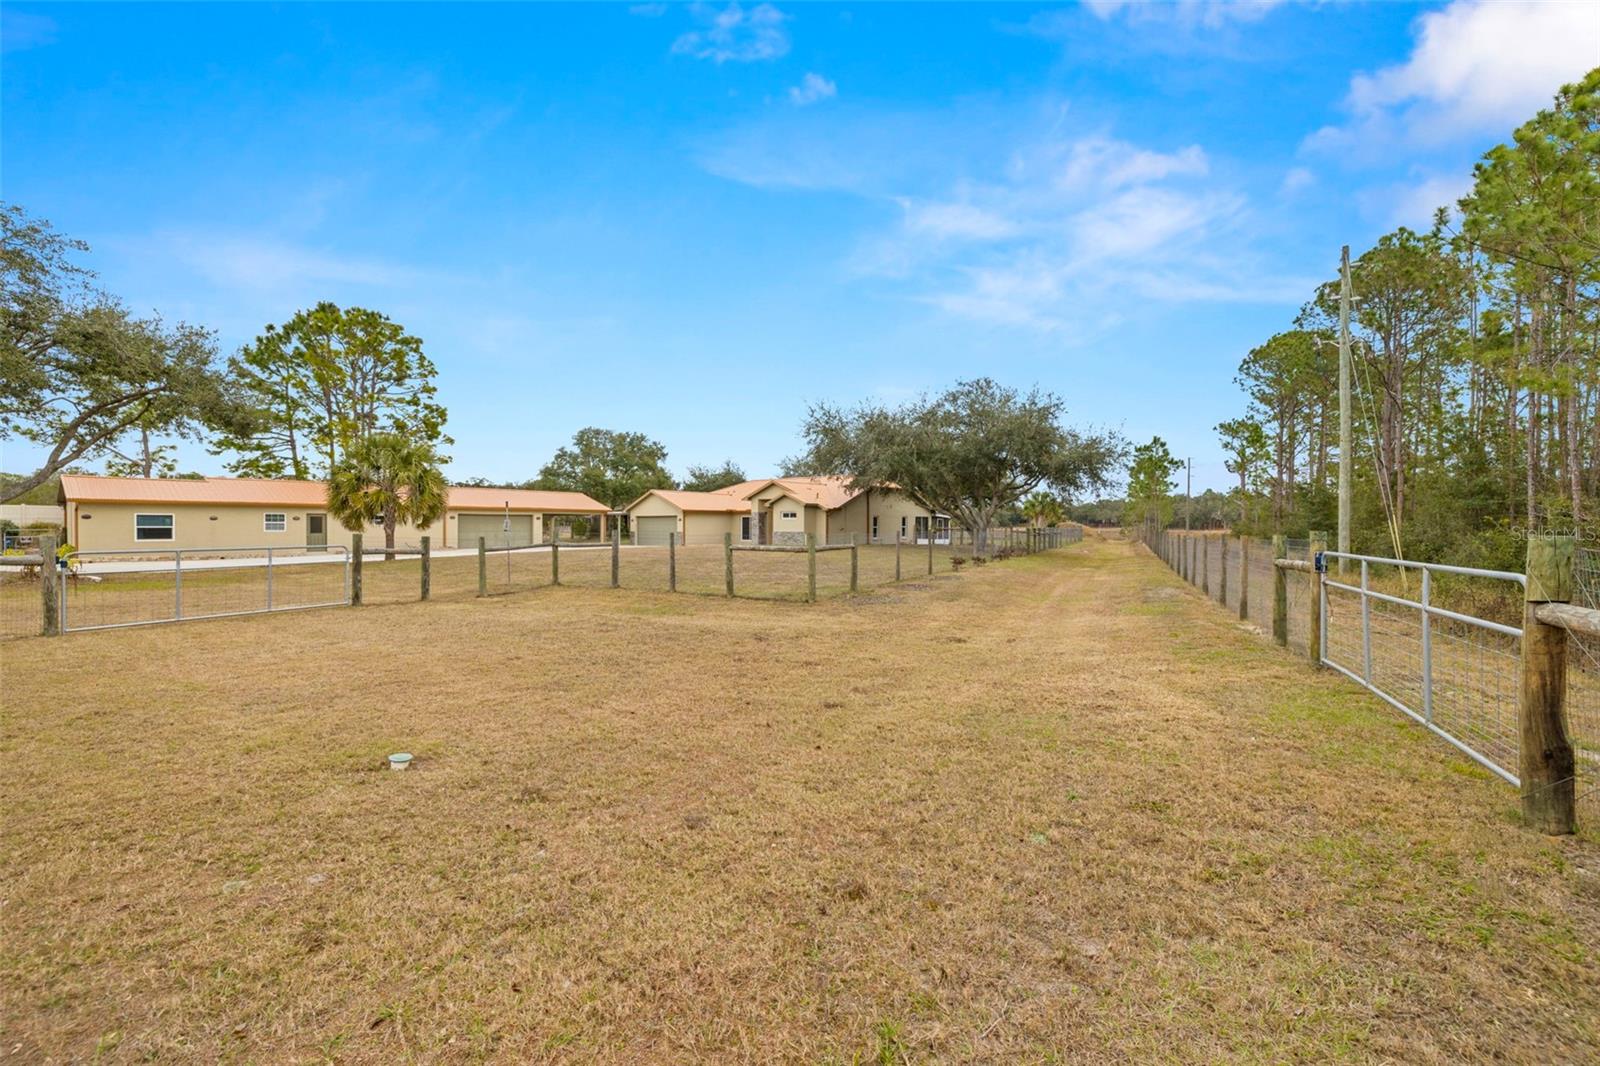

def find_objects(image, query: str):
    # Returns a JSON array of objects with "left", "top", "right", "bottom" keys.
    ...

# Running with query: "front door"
[
  {"left": 914, "top": 516, "right": 930, "bottom": 544},
  {"left": 307, "top": 513, "right": 328, "bottom": 549}
]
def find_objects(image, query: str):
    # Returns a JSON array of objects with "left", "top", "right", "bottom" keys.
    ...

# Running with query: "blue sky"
[{"left": 3, "top": 1, "right": 1595, "bottom": 492}]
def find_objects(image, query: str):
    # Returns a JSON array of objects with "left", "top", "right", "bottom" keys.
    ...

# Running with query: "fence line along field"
[
  {"left": 1, "top": 527, "right": 1083, "bottom": 638},
  {"left": 3, "top": 533, "right": 1598, "bottom": 1062}
]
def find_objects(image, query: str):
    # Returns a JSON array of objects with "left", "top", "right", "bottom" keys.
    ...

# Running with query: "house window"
[
  {"left": 134, "top": 514, "right": 174, "bottom": 541},
  {"left": 263, "top": 512, "right": 287, "bottom": 532},
  {"left": 780, "top": 511, "right": 798, "bottom": 520},
  {"left": 900, "top": 516, "right": 908, "bottom": 537},
  {"left": 741, "top": 516, "right": 752, "bottom": 541},
  {"left": 871, "top": 516, "right": 879, "bottom": 540}
]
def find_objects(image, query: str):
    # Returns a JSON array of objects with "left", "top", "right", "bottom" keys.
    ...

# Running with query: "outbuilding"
[{"left": 58, "top": 475, "right": 610, "bottom": 553}]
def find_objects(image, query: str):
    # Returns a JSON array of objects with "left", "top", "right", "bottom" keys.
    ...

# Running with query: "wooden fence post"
[
  {"left": 1202, "top": 533, "right": 1211, "bottom": 597},
  {"left": 1521, "top": 534, "right": 1575, "bottom": 834},
  {"left": 895, "top": 532, "right": 902, "bottom": 581},
  {"left": 420, "top": 535, "right": 431, "bottom": 601},
  {"left": 1307, "top": 531, "right": 1326, "bottom": 665},
  {"left": 1219, "top": 536, "right": 1228, "bottom": 605},
  {"left": 807, "top": 534, "right": 817, "bottom": 602},
  {"left": 668, "top": 532, "right": 677, "bottom": 593},
  {"left": 551, "top": 542, "right": 560, "bottom": 586},
  {"left": 477, "top": 536, "right": 487, "bottom": 597},
  {"left": 1238, "top": 537, "right": 1250, "bottom": 621},
  {"left": 850, "top": 542, "right": 858, "bottom": 593},
  {"left": 351, "top": 532, "right": 363, "bottom": 607},
  {"left": 927, "top": 527, "right": 934, "bottom": 576},
  {"left": 611, "top": 520, "right": 620, "bottom": 589},
  {"left": 1271, "top": 533, "right": 1286, "bottom": 647},
  {"left": 724, "top": 532, "right": 734, "bottom": 597},
  {"left": 39, "top": 534, "right": 58, "bottom": 636}
]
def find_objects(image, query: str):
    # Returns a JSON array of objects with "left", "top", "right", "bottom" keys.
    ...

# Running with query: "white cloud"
[
  {"left": 672, "top": 3, "right": 790, "bottom": 64},
  {"left": 788, "top": 72, "right": 837, "bottom": 106},
  {"left": 1360, "top": 171, "right": 1474, "bottom": 229},
  {"left": 897, "top": 199, "right": 1020, "bottom": 241},
  {"left": 702, "top": 96, "right": 1312, "bottom": 332},
  {"left": 1280, "top": 166, "right": 1315, "bottom": 195},
  {"left": 1308, "top": 0, "right": 1600, "bottom": 151},
  {"left": 1082, "top": 0, "right": 1288, "bottom": 29},
  {"left": 151, "top": 232, "right": 418, "bottom": 292}
]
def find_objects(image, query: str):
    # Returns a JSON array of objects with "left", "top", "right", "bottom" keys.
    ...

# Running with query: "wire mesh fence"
[
  {"left": 1571, "top": 545, "right": 1600, "bottom": 820},
  {"left": 1, "top": 558, "right": 50, "bottom": 641},
  {"left": 4, "top": 524, "right": 1088, "bottom": 642},
  {"left": 55, "top": 547, "right": 349, "bottom": 632},
  {"left": 1142, "top": 528, "right": 1600, "bottom": 825}
]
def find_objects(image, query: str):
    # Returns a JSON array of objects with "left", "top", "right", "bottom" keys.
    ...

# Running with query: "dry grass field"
[{"left": 3, "top": 534, "right": 1598, "bottom": 1063}]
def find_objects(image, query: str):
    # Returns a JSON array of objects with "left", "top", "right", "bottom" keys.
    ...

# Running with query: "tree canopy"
[
  {"left": 791, "top": 378, "right": 1121, "bottom": 549},
  {"left": 211, "top": 301, "right": 450, "bottom": 480},
  {"left": 0, "top": 204, "right": 237, "bottom": 502},
  {"left": 327, "top": 431, "right": 448, "bottom": 560},
  {"left": 1124, "top": 437, "right": 1184, "bottom": 530},
  {"left": 529, "top": 427, "right": 674, "bottom": 510},
  {"left": 680, "top": 460, "right": 747, "bottom": 493}
]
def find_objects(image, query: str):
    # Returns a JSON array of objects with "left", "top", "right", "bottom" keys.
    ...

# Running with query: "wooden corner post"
[
  {"left": 1307, "top": 531, "right": 1326, "bottom": 665},
  {"left": 40, "top": 534, "right": 59, "bottom": 636},
  {"left": 849, "top": 542, "right": 858, "bottom": 593},
  {"left": 477, "top": 536, "right": 487, "bottom": 597},
  {"left": 724, "top": 532, "right": 734, "bottom": 598},
  {"left": 420, "top": 535, "right": 431, "bottom": 601},
  {"left": 1521, "top": 535, "right": 1575, "bottom": 835},
  {"left": 668, "top": 532, "right": 677, "bottom": 593},
  {"left": 351, "top": 532, "right": 364, "bottom": 607},
  {"left": 1271, "top": 533, "right": 1286, "bottom": 647}
]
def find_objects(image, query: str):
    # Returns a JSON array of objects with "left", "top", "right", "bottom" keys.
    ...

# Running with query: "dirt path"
[{"left": 3, "top": 534, "right": 1597, "bottom": 1063}]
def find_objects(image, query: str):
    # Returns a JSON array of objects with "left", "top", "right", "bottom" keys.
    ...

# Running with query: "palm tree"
[
  {"left": 1021, "top": 491, "right": 1064, "bottom": 528},
  {"left": 327, "top": 431, "right": 447, "bottom": 560}
]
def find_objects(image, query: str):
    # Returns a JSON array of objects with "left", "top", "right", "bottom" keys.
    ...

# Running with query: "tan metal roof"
[
  {"left": 446, "top": 486, "right": 608, "bottom": 513},
  {"left": 59, "top": 475, "right": 607, "bottom": 513},
  {"left": 743, "top": 476, "right": 864, "bottom": 510},
  {"left": 636, "top": 489, "right": 754, "bottom": 513},
  {"left": 60, "top": 475, "right": 328, "bottom": 506}
]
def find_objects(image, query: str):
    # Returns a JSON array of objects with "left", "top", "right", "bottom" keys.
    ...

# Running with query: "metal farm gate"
[{"left": 57, "top": 546, "right": 351, "bottom": 632}]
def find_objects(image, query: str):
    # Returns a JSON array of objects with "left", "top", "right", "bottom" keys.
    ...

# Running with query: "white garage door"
[
  {"left": 634, "top": 515, "right": 678, "bottom": 546},
  {"left": 458, "top": 513, "right": 535, "bottom": 549}
]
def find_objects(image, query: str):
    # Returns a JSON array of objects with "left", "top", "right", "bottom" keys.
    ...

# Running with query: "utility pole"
[
  {"left": 1185, "top": 458, "right": 1192, "bottom": 531},
  {"left": 1338, "top": 244, "right": 1352, "bottom": 574}
]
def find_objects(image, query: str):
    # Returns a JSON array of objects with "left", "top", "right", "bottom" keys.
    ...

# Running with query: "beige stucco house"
[
  {"left": 58, "top": 475, "right": 609, "bottom": 553},
  {"left": 625, "top": 476, "right": 950, "bottom": 547}
]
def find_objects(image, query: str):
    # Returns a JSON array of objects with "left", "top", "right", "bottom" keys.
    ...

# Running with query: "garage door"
[
  {"left": 634, "top": 515, "right": 678, "bottom": 546},
  {"left": 458, "top": 513, "right": 535, "bottom": 549}
]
